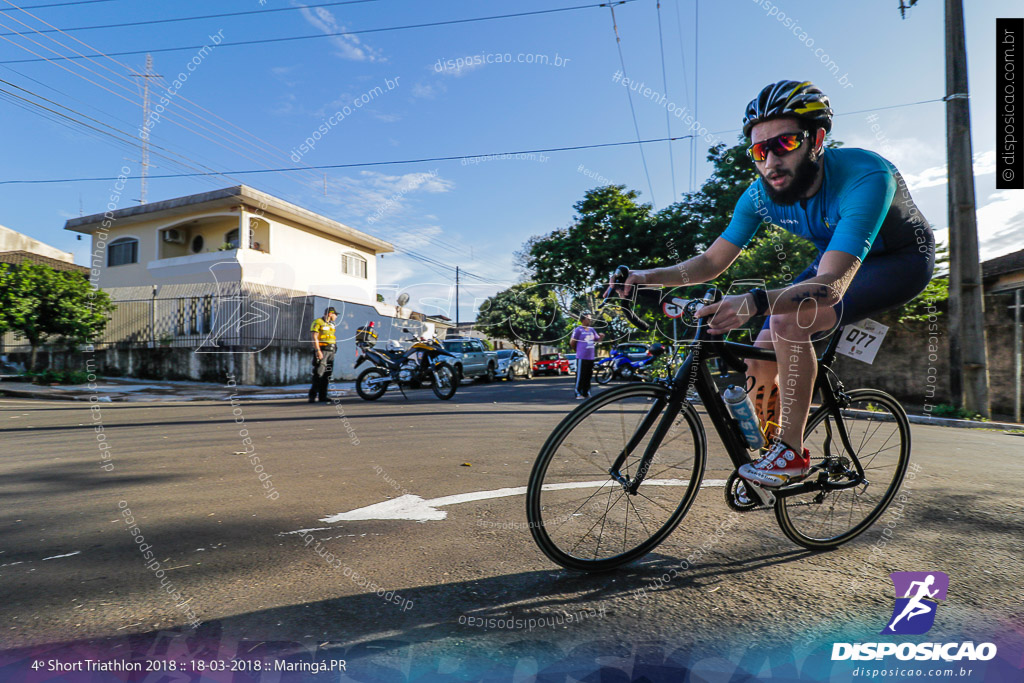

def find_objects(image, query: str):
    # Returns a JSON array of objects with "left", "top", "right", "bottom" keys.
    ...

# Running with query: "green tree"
[
  {"left": 0, "top": 262, "right": 116, "bottom": 370},
  {"left": 896, "top": 240, "right": 950, "bottom": 323},
  {"left": 519, "top": 185, "right": 662, "bottom": 289},
  {"left": 475, "top": 282, "right": 568, "bottom": 357}
]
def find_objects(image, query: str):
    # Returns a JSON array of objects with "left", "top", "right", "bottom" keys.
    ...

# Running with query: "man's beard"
[{"left": 762, "top": 151, "right": 821, "bottom": 205}]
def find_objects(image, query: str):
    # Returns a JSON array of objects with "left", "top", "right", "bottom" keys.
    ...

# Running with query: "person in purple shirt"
[{"left": 570, "top": 313, "right": 604, "bottom": 399}]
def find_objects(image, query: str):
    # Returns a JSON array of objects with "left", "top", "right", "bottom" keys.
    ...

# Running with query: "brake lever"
[{"left": 602, "top": 264, "right": 654, "bottom": 332}]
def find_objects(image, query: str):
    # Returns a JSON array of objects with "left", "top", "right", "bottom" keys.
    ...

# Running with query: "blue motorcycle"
[{"left": 594, "top": 343, "right": 666, "bottom": 384}]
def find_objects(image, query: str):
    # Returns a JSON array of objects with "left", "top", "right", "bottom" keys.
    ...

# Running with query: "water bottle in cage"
[{"left": 722, "top": 385, "right": 765, "bottom": 450}]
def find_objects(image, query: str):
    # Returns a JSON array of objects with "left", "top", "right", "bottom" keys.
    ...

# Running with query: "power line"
[
  {"left": 691, "top": 0, "right": 699, "bottom": 193},
  {"left": 0, "top": 77, "right": 273, "bottom": 189},
  {"left": 0, "top": 97, "right": 948, "bottom": 186},
  {"left": 706, "top": 97, "right": 948, "bottom": 137},
  {"left": 0, "top": 6, "right": 328, "bottom": 193},
  {"left": 0, "top": 1, "right": 636, "bottom": 64},
  {"left": 0, "top": 0, "right": 381, "bottom": 36},
  {"left": 654, "top": 1, "right": 675, "bottom": 201},
  {"left": 0, "top": 135, "right": 702, "bottom": 185},
  {"left": 607, "top": 3, "right": 656, "bottom": 207},
  {"left": 672, "top": 0, "right": 692, "bottom": 196},
  {"left": 16, "top": 0, "right": 116, "bottom": 9}
]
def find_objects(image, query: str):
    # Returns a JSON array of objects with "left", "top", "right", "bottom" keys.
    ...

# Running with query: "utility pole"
[
  {"left": 944, "top": 0, "right": 990, "bottom": 416},
  {"left": 455, "top": 266, "right": 460, "bottom": 329},
  {"left": 131, "top": 54, "right": 161, "bottom": 204}
]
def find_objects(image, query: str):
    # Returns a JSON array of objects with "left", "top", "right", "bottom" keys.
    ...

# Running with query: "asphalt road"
[{"left": 2, "top": 375, "right": 1022, "bottom": 677}]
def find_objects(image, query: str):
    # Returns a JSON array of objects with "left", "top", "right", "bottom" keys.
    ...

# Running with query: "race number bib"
[{"left": 836, "top": 319, "right": 889, "bottom": 364}]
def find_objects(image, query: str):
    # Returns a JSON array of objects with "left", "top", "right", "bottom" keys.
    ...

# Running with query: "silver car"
[{"left": 495, "top": 349, "right": 532, "bottom": 380}]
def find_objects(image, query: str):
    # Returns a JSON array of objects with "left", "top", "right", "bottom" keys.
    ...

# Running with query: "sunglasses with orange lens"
[{"left": 746, "top": 130, "right": 811, "bottom": 162}]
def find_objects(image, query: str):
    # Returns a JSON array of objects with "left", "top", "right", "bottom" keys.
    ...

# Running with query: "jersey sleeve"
[
  {"left": 720, "top": 184, "right": 764, "bottom": 249},
  {"left": 827, "top": 170, "right": 896, "bottom": 260},
  {"left": 310, "top": 319, "right": 323, "bottom": 334},
  {"left": 570, "top": 326, "right": 582, "bottom": 342}
]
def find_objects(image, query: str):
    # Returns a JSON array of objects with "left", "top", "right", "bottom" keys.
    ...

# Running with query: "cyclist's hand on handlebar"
[
  {"left": 604, "top": 268, "right": 649, "bottom": 299},
  {"left": 695, "top": 293, "right": 755, "bottom": 335}
]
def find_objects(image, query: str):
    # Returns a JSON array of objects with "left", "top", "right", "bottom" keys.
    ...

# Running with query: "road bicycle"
[{"left": 526, "top": 268, "right": 911, "bottom": 571}]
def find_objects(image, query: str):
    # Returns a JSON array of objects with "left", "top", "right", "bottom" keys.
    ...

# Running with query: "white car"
[{"left": 565, "top": 353, "right": 578, "bottom": 374}]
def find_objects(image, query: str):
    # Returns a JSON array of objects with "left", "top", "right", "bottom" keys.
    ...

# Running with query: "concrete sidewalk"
[{"left": 0, "top": 376, "right": 355, "bottom": 402}]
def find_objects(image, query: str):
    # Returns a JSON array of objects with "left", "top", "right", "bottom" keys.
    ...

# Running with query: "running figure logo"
[{"left": 881, "top": 571, "right": 949, "bottom": 635}]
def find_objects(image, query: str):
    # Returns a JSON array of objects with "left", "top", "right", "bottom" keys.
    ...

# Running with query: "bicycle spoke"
[
  {"left": 626, "top": 495, "right": 654, "bottom": 538},
  {"left": 633, "top": 488, "right": 682, "bottom": 516},
  {"left": 778, "top": 391, "right": 909, "bottom": 549},
  {"left": 529, "top": 385, "right": 704, "bottom": 568}
]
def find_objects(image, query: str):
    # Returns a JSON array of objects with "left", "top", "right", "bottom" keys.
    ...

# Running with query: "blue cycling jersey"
[{"left": 721, "top": 147, "right": 928, "bottom": 260}]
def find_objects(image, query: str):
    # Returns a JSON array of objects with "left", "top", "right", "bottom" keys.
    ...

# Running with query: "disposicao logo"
[
  {"left": 832, "top": 570, "right": 997, "bottom": 662},
  {"left": 881, "top": 571, "right": 948, "bottom": 635}
]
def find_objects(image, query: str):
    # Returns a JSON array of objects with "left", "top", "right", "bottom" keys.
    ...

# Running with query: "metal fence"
[{"left": 1, "top": 294, "right": 316, "bottom": 352}]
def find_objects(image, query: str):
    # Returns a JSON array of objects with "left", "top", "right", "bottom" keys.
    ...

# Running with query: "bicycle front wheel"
[
  {"left": 526, "top": 383, "right": 706, "bottom": 571},
  {"left": 775, "top": 389, "right": 911, "bottom": 550}
]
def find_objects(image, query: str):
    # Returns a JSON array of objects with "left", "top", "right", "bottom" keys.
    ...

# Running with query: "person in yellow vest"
[{"left": 308, "top": 306, "right": 338, "bottom": 403}]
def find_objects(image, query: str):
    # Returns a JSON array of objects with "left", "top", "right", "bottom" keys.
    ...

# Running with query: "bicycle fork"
[{"left": 607, "top": 394, "right": 681, "bottom": 495}]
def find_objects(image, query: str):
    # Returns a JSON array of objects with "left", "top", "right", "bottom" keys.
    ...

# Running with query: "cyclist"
[{"left": 621, "top": 79, "right": 935, "bottom": 488}]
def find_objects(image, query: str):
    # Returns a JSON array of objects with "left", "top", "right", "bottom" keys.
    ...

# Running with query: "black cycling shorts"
[{"left": 761, "top": 239, "right": 935, "bottom": 334}]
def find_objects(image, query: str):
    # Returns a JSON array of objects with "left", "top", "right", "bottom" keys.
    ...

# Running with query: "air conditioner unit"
[{"left": 162, "top": 228, "right": 185, "bottom": 244}]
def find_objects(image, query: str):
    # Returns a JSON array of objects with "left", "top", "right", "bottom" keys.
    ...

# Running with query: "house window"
[
  {"left": 107, "top": 237, "right": 138, "bottom": 266},
  {"left": 225, "top": 228, "right": 240, "bottom": 249},
  {"left": 201, "top": 295, "right": 213, "bottom": 334},
  {"left": 341, "top": 252, "right": 367, "bottom": 279}
]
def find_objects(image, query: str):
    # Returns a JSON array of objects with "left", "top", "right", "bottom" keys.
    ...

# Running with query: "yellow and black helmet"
[{"left": 742, "top": 80, "right": 833, "bottom": 137}]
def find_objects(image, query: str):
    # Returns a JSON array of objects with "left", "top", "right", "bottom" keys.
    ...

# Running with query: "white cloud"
[
  {"left": 436, "top": 61, "right": 486, "bottom": 77},
  {"left": 900, "top": 149, "right": 996, "bottom": 192},
  {"left": 975, "top": 189, "right": 1024, "bottom": 261},
  {"left": 412, "top": 82, "right": 444, "bottom": 99},
  {"left": 321, "top": 170, "right": 454, "bottom": 220},
  {"left": 294, "top": 2, "right": 382, "bottom": 62}
]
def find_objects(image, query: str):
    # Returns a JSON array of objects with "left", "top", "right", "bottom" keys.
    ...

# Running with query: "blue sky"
[{"left": 1, "top": 0, "right": 1021, "bottom": 319}]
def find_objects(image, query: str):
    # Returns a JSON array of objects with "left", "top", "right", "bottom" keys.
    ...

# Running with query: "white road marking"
[
  {"left": 316, "top": 479, "right": 729, "bottom": 524},
  {"left": 41, "top": 551, "right": 81, "bottom": 561}
]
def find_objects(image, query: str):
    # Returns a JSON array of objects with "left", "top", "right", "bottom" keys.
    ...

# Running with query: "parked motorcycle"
[
  {"left": 354, "top": 327, "right": 458, "bottom": 400},
  {"left": 593, "top": 343, "right": 667, "bottom": 384}
]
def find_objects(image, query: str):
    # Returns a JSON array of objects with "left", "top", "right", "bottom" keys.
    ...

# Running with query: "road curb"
[
  {"left": 0, "top": 387, "right": 355, "bottom": 402},
  {"left": 906, "top": 414, "right": 1022, "bottom": 431},
  {"left": 0, "top": 387, "right": 85, "bottom": 401}
]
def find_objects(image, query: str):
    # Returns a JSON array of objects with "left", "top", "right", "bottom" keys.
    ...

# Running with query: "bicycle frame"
[{"left": 606, "top": 320, "right": 867, "bottom": 501}]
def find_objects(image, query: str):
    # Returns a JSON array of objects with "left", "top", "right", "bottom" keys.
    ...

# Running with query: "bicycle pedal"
[
  {"left": 725, "top": 472, "right": 773, "bottom": 512},
  {"left": 743, "top": 480, "right": 777, "bottom": 508}
]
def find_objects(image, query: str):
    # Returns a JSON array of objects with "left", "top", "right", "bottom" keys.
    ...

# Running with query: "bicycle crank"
[{"left": 725, "top": 472, "right": 773, "bottom": 512}]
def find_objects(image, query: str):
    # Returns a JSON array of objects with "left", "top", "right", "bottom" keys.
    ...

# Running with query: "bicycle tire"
[
  {"left": 775, "top": 389, "right": 911, "bottom": 550},
  {"left": 526, "top": 383, "right": 707, "bottom": 571}
]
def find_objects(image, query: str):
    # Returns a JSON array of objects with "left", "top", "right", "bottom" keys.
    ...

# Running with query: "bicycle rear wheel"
[
  {"left": 526, "top": 383, "right": 706, "bottom": 571},
  {"left": 775, "top": 389, "right": 911, "bottom": 550}
]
